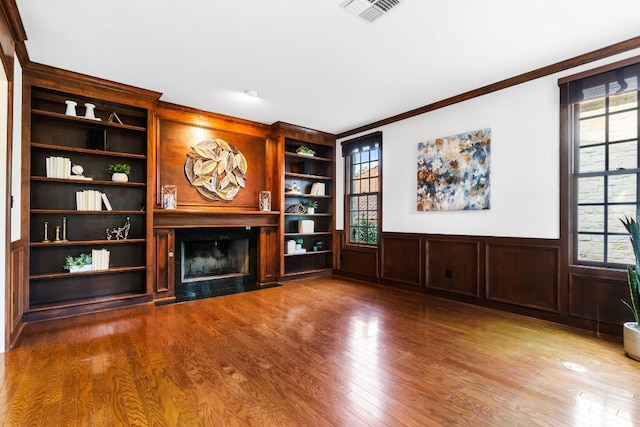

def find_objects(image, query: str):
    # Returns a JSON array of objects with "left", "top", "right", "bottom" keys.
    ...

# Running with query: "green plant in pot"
[
  {"left": 303, "top": 199, "right": 318, "bottom": 214},
  {"left": 64, "top": 253, "right": 93, "bottom": 273},
  {"left": 620, "top": 214, "right": 640, "bottom": 361},
  {"left": 296, "top": 146, "right": 315, "bottom": 157},
  {"left": 107, "top": 163, "right": 131, "bottom": 183}
]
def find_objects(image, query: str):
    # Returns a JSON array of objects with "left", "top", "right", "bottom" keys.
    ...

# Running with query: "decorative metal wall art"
[{"left": 184, "top": 139, "right": 248, "bottom": 202}]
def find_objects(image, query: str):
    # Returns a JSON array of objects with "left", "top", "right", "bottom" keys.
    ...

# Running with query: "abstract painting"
[{"left": 417, "top": 128, "right": 491, "bottom": 211}]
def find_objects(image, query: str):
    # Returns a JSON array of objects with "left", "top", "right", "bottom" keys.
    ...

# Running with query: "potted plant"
[
  {"left": 295, "top": 237, "right": 304, "bottom": 251},
  {"left": 303, "top": 200, "right": 318, "bottom": 214},
  {"left": 107, "top": 163, "right": 131, "bottom": 183},
  {"left": 621, "top": 214, "right": 640, "bottom": 361},
  {"left": 296, "top": 146, "right": 315, "bottom": 157},
  {"left": 64, "top": 253, "right": 93, "bottom": 273}
]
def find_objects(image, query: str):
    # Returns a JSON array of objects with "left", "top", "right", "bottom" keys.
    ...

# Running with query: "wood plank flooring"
[{"left": 2, "top": 277, "right": 639, "bottom": 426}]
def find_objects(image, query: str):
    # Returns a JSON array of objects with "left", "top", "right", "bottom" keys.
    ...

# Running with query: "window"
[
  {"left": 562, "top": 60, "right": 640, "bottom": 266},
  {"left": 342, "top": 132, "right": 382, "bottom": 245}
]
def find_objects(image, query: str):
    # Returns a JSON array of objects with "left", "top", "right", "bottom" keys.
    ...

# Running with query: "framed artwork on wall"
[{"left": 417, "top": 128, "right": 491, "bottom": 211}]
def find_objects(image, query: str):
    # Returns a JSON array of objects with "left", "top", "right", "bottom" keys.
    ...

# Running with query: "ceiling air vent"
[{"left": 340, "top": 0, "right": 402, "bottom": 23}]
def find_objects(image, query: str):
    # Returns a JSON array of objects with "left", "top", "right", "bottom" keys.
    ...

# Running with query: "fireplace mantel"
[{"left": 154, "top": 209, "right": 280, "bottom": 229}]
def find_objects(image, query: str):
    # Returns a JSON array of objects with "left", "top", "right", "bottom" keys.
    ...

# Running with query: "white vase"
[
  {"left": 64, "top": 100, "right": 77, "bottom": 116},
  {"left": 307, "top": 207, "right": 315, "bottom": 215},
  {"left": 112, "top": 172, "right": 128, "bottom": 183},
  {"left": 84, "top": 103, "right": 96, "bottom": 119},
  {"left": 624, "top": 322, "right": 640, "bottom": 361}
]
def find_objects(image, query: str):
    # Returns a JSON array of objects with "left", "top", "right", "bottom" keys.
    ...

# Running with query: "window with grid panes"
[
  {"left": 342, "top": 133, "right": 382, "bottom": 245},
  {"left": 562, "top": 61, "right": 640, "bottom": 266}
]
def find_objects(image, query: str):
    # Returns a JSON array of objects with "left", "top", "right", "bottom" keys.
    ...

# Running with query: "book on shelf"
[
  {"left": 45, "top": 156, "right": 71, "bottom": 179},
  {"left": 76, "top": 190, "right": 105, "bottom": 211},
  {"left": 91, "top": 248, "right": 110, "bottom": 271},
  {"left": 101, "top": 193, "right": 113, "bottom": 211},
  {"left": 68, "top": 175, "right": 93, "bottom": 181},
  {"left": 298, "top": 220, "right": 314, "bottom": 234},
  {"left": 310, "top": 182, "right": 325, "bottom": 196}
]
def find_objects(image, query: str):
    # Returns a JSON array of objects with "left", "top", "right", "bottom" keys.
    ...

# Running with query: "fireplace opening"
[
  {"left": 175, "top": 227, "right": 258, "bottom": 302},
  {"left": 182, "top": 238, "right": 249, "bottom": 283}
]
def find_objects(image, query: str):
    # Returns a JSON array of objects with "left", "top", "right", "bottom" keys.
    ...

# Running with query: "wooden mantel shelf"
[{"left": 153, "top": 208, "right": 280, "bottom": 229}]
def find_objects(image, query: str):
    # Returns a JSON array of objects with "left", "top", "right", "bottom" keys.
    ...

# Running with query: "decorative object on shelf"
[
  {"left": 87, "top": 128, "right": 107, "bottom": 150},
  {"left": 84, "top": 103, "right": 98, "bottom": 120},
  {"left": 69, "top": 164, "right": 92, "bottom": 181},
  {"left": 162, "top": 185, "right": 178, "bottom": 209},
  {"left": 285, "top": 203, "right": 306, "bottom": 214},
  {"left": 108, "top": 111, "right": 123, "bottom": 124},
  {"left": 184, "top": 138, "right": 248, "bottom": 202},
  {"left": 417, "top": 128, "right": 491, "bottom": 211},
  {"left": 295, "top": 237, "right": 304, "bottom": 251},
  {"left": 314, "top": 240, "right": 324, "bottom": 251},
  {"left": 303, "top": 200, "right": 318, "bottom": 214},
  {"left": 64, "top": 100, "right": 77, "bottom": 116},
  {"left": 71, "top": 164, "right": 83, "bottom": 176},
  {"left": 64, "top": 253, "right": 92, "bottom": 273},
  {"left": 620, "top": 214, "right": 640, "bottom": 361},
  {"left": 286, "top": 182, "right": 301, "bottom": 194},
  {"left": 259, "top": 191, "right": 271, "bottom": 211},
  {"left": 298, "top": 220, "right": 314, "bottom": 234},
  {"left": 42, "top": 221, "right": 50, "bottom": 242},
  {"left": 61, "top": 217, "right": 68, "bottom": 242},
  {"left": 54, "top": 226, "right": 61, "bottom": 242},
  {"left": 107, "top": 163, "right": 131, "bottom": 183},
  {"left": 286, "top": 239, "right": 296, "bottom": 254},
  {"left": 106, "top": 217, "right": 131, "bottom": 240},
  {"left": 296, "top": 146, "right": 316, "bottom": 157}
]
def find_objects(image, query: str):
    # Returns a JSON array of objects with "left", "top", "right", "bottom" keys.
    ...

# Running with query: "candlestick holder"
[
  {"left": 42, "top": 221, "right": 50, "bottom": 242},
  {"left": 61, "top": 217, "right": 68, "bottom": 241}
]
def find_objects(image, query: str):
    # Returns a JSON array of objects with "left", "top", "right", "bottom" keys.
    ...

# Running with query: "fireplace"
[{"left": 175, "top": 227, "right": 258, "bottom": 301}]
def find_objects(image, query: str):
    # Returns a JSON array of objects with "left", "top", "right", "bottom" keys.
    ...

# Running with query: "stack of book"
[
  {"left": 310, "top": 182, "right": 325, "bottom": 196},
  {"left": 45, "top": 156, "right": 71, "bottom": 178},
  {"left": 91, "top": 249, "right": 110, "bottom": 271},
  {"left": 298, "top": 220, "right": 314, "bottom": 234},
  {"left": 76, "top": 190, "right": 112, "bottom": 211}
]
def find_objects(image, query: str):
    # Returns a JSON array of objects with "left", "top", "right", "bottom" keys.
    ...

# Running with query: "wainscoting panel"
[
  {"left": 569, "top": 273, "right": 629, "bottom": 325},
  {"left": 486, "top": 243, "right": 559, "bottom": 313},
  {"left": 381, "top": 234, "right": 422, "bottom": 288},
  {"left": 338, "top": 247, "right": 378, "bottom": 280},
  {"left": 427, "top": 240, "right": 479, "bottom": 297}
]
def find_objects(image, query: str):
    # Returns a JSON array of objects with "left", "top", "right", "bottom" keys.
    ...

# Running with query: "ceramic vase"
[
  {"left": 624, "top": 322, "right": 640, "bottom": 361},
  {"left": 307, "top": 207, "right": 315, "bottom": 215},
  {"left": 64, "top": 100, "right": 77, "bottom": 116},
  {"left": 111, "top": 172, "right": 128, "bottom": 183},
  {"left": 84, "top": 103, "right": 96, "bottom": 119}
]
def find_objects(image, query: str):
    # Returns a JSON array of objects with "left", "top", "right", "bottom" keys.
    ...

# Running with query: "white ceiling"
[{"left": 14, "top": 0, "right": 640, "bottom": 135}]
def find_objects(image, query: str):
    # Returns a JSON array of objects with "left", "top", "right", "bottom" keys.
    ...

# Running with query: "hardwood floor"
[{"left": 2, "top": 277, "right": 639, "bottom": 426}]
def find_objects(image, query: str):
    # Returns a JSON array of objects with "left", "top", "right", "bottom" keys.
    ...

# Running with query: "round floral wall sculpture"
[{"left": 184, "top": 139, "right": 248, "bottom": 202}]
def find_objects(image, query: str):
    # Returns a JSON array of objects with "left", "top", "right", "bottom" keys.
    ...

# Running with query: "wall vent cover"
[{"left": 340, "top": 0, "right": 402, "bottom": 23}]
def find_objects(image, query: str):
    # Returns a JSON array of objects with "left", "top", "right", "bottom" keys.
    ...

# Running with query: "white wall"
[
  {"left": 11, "top": 58, "right": 21, "bottom": 242},
  {"left": 337, "top": 48, "right": 640, "bottom": 239}
]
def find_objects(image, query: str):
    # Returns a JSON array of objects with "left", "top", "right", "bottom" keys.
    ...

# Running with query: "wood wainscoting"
[{"left": 336, "top": 231, "right": 628, "bottom": 336}]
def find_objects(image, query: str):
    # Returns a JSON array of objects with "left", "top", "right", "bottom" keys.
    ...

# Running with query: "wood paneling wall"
[
  {"left": 335, "top": 231, "right": 626, "bottom": 336},
  {"left": 154, "top": 102, "right": 272, "bottom": 210}
]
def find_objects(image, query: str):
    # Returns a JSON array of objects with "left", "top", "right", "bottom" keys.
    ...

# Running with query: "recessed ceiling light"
[{"left": 244, "top": 89, "right": 259, "bottom": 98}]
